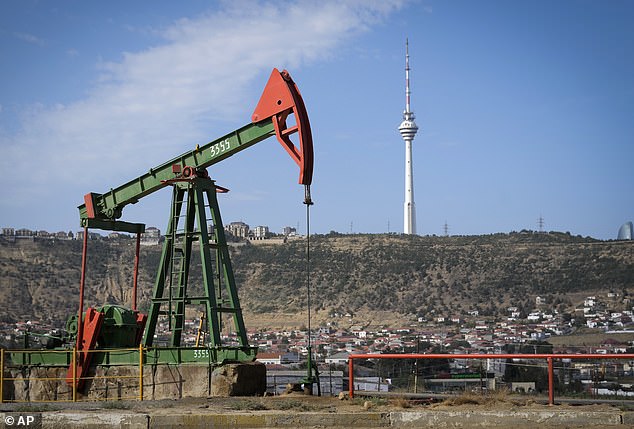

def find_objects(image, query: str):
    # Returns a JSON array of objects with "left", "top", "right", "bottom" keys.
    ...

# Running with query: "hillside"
[{"left": 0, "top": 232, "right": 632, "bottom": 330}]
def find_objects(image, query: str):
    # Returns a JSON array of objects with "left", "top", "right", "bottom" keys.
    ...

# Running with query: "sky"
[{"left": 1, "top": 0, "right": 633, "bottom": 240}]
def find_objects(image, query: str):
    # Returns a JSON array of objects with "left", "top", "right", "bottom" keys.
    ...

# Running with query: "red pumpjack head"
[{"left": 251, "top": 68, "right": 314, "bottom": 186}]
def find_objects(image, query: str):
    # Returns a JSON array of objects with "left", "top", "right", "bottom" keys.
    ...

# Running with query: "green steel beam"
[
  {"left": 6, "top": 346, "right": 257, "bottom": 367},
  {"left": 83, "top": 218, "right": 145, "bottom": 234},
  {"left": 206, "top": 186, "right": 249, "bottom": 347},
  {"left": 196, "top": 186, "right": 223, "bottom": 347},
  {"left": 78, "top": 120, "right": 275, "bottom": 227}
]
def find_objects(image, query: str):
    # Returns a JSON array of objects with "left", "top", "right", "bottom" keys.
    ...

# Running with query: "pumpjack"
[{"left": 62, "top": 68, "right": 315, "bottom": 388}]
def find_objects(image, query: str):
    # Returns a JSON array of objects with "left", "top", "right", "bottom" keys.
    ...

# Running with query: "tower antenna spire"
[
  {"left": 405, "top": 38, "right": 412, "bottom": 114},
  {"left": 399, "top": 38, "right": 419, "bottom": 234}
]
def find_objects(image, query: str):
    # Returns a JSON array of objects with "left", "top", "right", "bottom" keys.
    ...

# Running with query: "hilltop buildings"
[{"left": 1, "top": 221, "right": 299, "bottom": 244}]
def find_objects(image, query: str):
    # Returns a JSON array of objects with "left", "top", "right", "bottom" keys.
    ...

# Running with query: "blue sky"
[{"left": 1, "top": 0, "right": 632, "bottom": 239}]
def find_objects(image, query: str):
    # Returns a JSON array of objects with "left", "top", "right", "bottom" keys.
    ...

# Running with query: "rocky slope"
[{"left": 0, "top": 232, "right": 632, "bottom": 329}]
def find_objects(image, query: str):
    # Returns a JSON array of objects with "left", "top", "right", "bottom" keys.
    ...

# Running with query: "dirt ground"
[
  {"left": 3, "top": 393, "right": 634, "bottom": 429},
  {"left": 0, "top": 391, "right": 624, "bottom": 414}
]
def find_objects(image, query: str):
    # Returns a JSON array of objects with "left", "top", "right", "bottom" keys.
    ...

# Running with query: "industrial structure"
[
  {"left": 618, "top": 221, "right": 633, "bottom": 240},
  {"left": 398, "top": 39, "right": 419, "bottom": 235},
  {"left": 5, "top": 68, "right": 317, "bottom": 397}
]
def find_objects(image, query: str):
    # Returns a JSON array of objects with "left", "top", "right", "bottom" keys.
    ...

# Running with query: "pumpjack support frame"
[{"left": 142, "top": 174, "right": 255, "bottom": 361}]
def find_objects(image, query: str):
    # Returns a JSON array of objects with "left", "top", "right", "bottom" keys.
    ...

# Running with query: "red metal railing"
[{"left": 348, "top": 353, "right": 634, "bottom": 405}]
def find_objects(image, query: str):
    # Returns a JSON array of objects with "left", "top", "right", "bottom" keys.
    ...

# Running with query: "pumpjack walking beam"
[{"left": 79, "top": 68, "right": 313, "bottom": 232}]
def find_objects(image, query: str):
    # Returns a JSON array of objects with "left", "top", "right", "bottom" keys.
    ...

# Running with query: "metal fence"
[
  {"left": 1, "top": 346, "right": 144, "bottom": 403},
  {"left": 348, "top": 353, "right": 634, "bottom": 405}
]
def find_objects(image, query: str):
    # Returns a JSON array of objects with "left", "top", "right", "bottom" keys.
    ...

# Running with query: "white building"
[
  {"left": 226, "top": 221, "right": 249, "bottom": 238},
  {"left": 253, "top": 225, "right": 269, "bottom": 239},
  {"left": 141, "top": 227, "right": 161, "bottom": 245}
]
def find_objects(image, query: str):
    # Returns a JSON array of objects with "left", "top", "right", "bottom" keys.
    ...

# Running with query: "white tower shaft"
[
  {"left": 404, "top": 139, "right": 416, "bottom": 234},
  {"left": 398, "top": 39, "right": 419, "bottom": 235}
]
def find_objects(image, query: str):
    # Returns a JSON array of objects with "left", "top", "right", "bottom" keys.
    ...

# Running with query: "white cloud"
[
  {"left": 0, "top": 0, "right": 406, "bottom": 228},
  {"left": 13, "top": 31, "right": 46, "bottom": 46}
]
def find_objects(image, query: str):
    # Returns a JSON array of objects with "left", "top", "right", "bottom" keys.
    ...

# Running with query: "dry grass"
[
  {"left": 351, "top": 396, "right": 388, "bottom": 408},
  {"left": 389, "top": 396, "right": 413, "bottom": 409},
  {"left": 436, "top": 388, "right": 533, "bottom": 408},
  {"left": 547, "top": 330, "right": 634, "bottom": 347}
]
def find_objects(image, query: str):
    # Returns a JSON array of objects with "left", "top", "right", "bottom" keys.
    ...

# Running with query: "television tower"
[{"left": 398, "top": 39, "right": 419, "bottom": 234}]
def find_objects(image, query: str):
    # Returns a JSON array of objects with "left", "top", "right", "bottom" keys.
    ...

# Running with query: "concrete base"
[
  {"left": 0, "top": 409, "right": 631, "bottom": 429},
  {"left": 3, "top": 362, "right": 266, "bottom": 401}
]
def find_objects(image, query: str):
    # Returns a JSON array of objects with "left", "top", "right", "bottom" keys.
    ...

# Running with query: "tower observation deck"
[{"left": 398, "top": 39, "right": 419, "bottom": 234}]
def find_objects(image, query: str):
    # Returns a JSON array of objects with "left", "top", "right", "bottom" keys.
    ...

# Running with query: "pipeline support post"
[
  {"left": 133, "top": 232, "right": 141, "bottom": 311},
  {"left": 548, "top": 357, "right": 554, "bottom": 405},
  {"left": 139, "top": 343, "right": 144, "bottom": 400},
  {"left": 348, "top": 356, "right": 354, "bottom": 398},
  {"left": 72, "top": 347, "right": 77, "bottom": 402}
]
